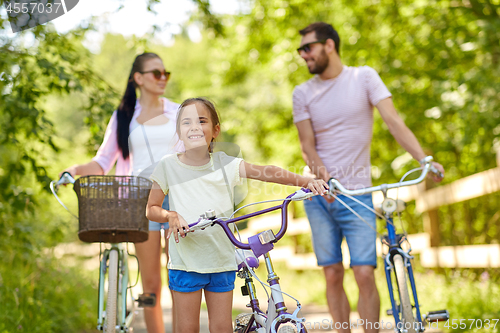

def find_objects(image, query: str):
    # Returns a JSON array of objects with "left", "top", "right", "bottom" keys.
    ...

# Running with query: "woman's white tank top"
[{"left": 129, "top": 116, "right": 177, "bottom": 178}]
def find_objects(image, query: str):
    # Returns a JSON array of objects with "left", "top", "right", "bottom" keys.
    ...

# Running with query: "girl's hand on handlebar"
[
  {"left": 166, "top": 211, "right": 190, "bottom": 243},
  {"left": 306, "top": 179, "right": 329, "bottom": 198}
]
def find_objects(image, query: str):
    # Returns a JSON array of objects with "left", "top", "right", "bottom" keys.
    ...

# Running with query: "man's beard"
[{"left": 308, "top": 49, "right": 329, "bottom": 74}]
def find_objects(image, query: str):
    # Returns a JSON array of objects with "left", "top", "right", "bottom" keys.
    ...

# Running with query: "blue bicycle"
[{"left": 328, "top": 156, "right": 449, "bottom": 333}]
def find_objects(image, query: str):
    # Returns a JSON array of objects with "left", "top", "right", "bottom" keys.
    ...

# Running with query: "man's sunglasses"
[
  {"left": 297, "top": 39, "right": 327, "bottom": 54},
  {"left": 140, "top": 69, "right": 171, "bottom": 80}
]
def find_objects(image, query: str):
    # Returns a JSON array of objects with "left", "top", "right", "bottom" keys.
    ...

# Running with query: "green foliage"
[
  {"left": 88, "top": 0, "right": 500, "bottom": 243},
  {"left": 0, "top": 257, "right": 96, "bottom": 332},
  {"left": 212, "top": 0, "right": 500, "bottom": 176},
  {"left": 0, "top": 14, "right": 116, "bottom": 332}
]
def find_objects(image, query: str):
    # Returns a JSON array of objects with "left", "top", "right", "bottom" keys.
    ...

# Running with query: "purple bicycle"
[{"left": 187, "top": 189, "right": 316, "bottom": 333}]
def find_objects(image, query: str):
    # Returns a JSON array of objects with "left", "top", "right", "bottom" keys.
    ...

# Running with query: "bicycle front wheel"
[
  {"left": 276, "top": 321, "right": 309, "bottom": 333},
  {"left": 234, "top": 313, "right": 257, "bottom": 333},
  {"left": 393, "top": 254, "right": 417, "bottom": 333},
  {"left": 105, "top": 249, "right": 119, "bottom": 333}
]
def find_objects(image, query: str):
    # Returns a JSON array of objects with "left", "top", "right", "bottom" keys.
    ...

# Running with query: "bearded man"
[{"left": 292, "top": 22, "right": 444, "bottom": 333}]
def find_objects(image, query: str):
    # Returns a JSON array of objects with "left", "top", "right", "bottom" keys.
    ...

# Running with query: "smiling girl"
[{"left": 146, "top": 97, "right": 328, "bottom": 333}]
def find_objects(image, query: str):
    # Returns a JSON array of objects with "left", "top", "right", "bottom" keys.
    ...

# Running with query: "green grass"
[{"left": 0, "top": 255, "right": 97, "bottom": 333}]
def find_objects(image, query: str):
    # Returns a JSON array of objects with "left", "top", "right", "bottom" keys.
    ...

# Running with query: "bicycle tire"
[
  {"left": 276, "top": 323, "right": 298, "bottom": 333},
  {"left": 277, "top": 321, "right": 310, "bottom": 333},
  {"left": 105, "top": 250, "right": 119, "bottom": 333},
  {"left": 393, "top": 254, "right": 417, "bottom": 333},
  {"left": 234, "top": 312, "right": 259, "bottom": 333}
]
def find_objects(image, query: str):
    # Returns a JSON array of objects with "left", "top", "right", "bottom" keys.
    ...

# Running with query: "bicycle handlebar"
[
  {"left": 50, "top": 172, "right": 78, "bottom": 218},
  {"left": 187, "top": 188, "right": 314, "bottom": 250},
  {"left": 52, "top": 172, "right": 76, "bottom": 193},
  {"left": 328, "top": 156, "right": 441, "bottom": 196}
]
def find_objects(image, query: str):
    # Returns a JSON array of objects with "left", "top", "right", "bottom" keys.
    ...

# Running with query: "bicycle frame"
[
  {"left": 189, "top": 189, "right": 312, "bottom": 333},
  {"left": 236, "top": 253, "right": 298, "bottom": 333},
  {"left": 383, "top": 206, "right": 424, "bottom": 331}
]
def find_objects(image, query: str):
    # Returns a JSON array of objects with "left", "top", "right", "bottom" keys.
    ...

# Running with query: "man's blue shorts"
[
  {"left": 148, "top": 195, "right": 169, "bottom": 231},
  {"left": 168, "top": 269, "right": 236, "bottom": 293},
  {"left": 303, "top": 193, "right": 377, "bottom": 268}
]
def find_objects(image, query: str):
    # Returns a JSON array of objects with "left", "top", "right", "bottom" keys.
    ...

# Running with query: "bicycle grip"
[
  {"left": 57, "top": 171, "right": 75, "bottom": 186},
  {"left": 188, "top": 218, "right": 214, "bottom": 231},
  {"left": 290, "top": 188, "right": 314, "bottom": 201}
]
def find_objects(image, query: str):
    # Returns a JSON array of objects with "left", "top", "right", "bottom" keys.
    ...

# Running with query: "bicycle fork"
[
  {"left": 384, "top": 250, "right": 424, "bottom": 331},
  {"left": 263, "top": 253, "right": 307, "bottom": 333},
  {"left": 384, "top": 214, "right": 424, "bottom": 332},
  {"left": 239, "top": 267, "right": 266, "bottom": 331},
  {"left": 96, "top": 245, "right": 134, "bottom": 332}
]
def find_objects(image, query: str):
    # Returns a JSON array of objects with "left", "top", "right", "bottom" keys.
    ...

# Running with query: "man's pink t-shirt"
[{"left": 293, "top": 65, "right": 392, "bottom": 190}]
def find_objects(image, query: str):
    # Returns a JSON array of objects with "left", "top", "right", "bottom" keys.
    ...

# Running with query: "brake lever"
[{"left": 429, "top": 164, "right": 444, "bottom": 179}]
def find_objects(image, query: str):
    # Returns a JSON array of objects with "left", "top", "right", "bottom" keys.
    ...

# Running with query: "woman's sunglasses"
[
  {"left": 140, "top": 69, "right": 171, "bottom": 80},
  {"left": 296, "top": 39, "right": 327, "bottom": 54}
]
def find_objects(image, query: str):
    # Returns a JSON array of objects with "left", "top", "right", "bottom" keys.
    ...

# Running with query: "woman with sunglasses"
[{"left": 61, "top": 52, "right": 179, "bottom": 333}]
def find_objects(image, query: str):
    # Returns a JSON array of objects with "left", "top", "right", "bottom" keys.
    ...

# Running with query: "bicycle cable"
[
  {"left": 230, "top": 219, "right": 271, "bottom": 301},
  {"left": 229, "top": 197, "right": 302, "bottom": 306},
  {"left": 194, "top": 199, "right": 291, "bottom": 247},
  {"left": 50, "top": 180, "right": 79, "bottom": 219},
  {"left": 229, "top": 198, "right": 292, "bottom": 220},
  {"left": 331, "top": 194, "right": 385, "bottom": 238},
  {"left": 395, "top": 167, "right": 422, "bottom": 247},
  {"left": 331, "top": 166, "right": 425, "bottom": 236},
  {"left": 126, "top": 242, "right": 141, "bottom": 290}
]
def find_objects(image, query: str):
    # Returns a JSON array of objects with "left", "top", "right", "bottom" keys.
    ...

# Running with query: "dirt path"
[
  {"left": 52, "top": 243, "right": 443, "bottom": 333},
  {"left": 131, "top": 289, "right": 442, "bottom": 333}
]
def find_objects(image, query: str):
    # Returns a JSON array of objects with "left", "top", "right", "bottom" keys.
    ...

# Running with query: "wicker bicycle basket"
[{"left": 74, "top": 175, "right": 153, "bottom": 243}]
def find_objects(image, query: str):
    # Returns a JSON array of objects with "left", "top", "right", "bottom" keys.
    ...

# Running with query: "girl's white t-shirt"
[{"left": 150, "top": 151, "right": 243, "bottom": 273}]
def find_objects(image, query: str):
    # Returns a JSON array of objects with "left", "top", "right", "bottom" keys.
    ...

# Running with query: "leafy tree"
[{"left": 0, "top": 15, "right": 117, "bottom": 331}]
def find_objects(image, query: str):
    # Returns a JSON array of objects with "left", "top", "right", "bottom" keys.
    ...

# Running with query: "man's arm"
[
  {"left": 295, "top": 119, "right": 331, "bottom": 182},
  {"left": 376, "top": 97, "right": 444, "bottom": 181}
]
